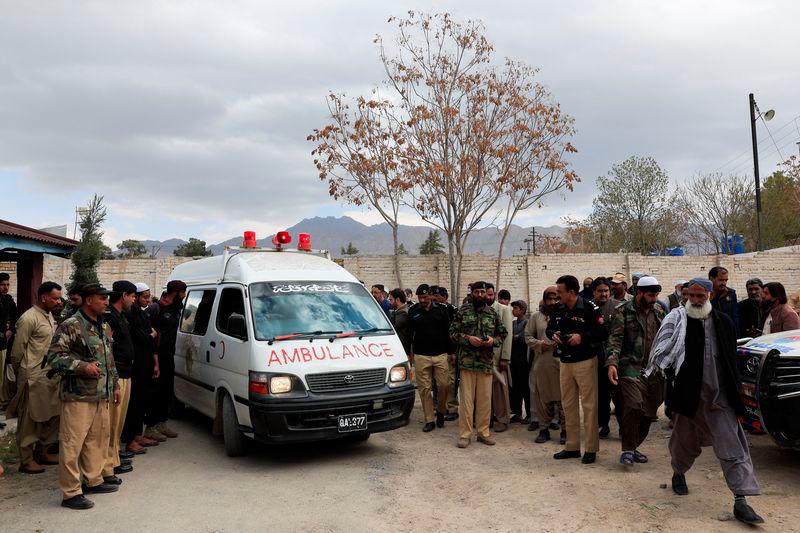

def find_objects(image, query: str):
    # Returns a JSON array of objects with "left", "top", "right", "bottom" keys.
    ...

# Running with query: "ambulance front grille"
[{"left": 305, "top": 368, "right": 387, "bottom": 392}]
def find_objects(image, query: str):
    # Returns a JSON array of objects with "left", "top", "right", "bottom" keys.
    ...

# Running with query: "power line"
[
  {"left": 761, "top": 114, "right": 785, "bottom": 161},
  {"left": 711, "top": 113, "right": 800, "bottom": 173}
]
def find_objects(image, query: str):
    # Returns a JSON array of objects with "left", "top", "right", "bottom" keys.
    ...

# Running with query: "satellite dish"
[{"left": 764, "top": 109, "right": 775, "bottom": 121}]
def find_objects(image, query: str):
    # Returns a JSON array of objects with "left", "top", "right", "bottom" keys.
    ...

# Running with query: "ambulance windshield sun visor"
[{"left": 250, "top": 281, "right": 393, "bottom": 342}]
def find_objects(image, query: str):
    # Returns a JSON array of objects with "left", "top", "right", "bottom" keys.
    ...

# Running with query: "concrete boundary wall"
[{"left": 1, "top": 253, "right": 798, "bottom": 303}]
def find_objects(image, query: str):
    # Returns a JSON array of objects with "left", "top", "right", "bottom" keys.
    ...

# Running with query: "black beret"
[
  {"left": 471, "top": 281, "right": 488, "bottom": 291},
  {"left": 112, "top": 280, "right": 137, "bottom": 294},
  {"left": 80, "top": 283, "right": 111, "bottom": 297},
  {"left": 416, "top": 283, "right": 430, "bottom": 296}
]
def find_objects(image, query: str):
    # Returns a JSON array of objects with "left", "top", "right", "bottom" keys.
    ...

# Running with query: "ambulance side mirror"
[{"left": 228, "top": 313, "right": 248, "bottom": 341}]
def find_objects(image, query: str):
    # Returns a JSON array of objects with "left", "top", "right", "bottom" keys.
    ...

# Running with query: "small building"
[{"left": 0, "top": 219, "right": 77, "bottom": 313}]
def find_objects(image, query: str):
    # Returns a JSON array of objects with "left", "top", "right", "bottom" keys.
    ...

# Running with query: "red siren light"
[
  {"left": 272, "top": 231, "right": 292, "bottom": 248},
  {"left": 297, "top": 233, "right": 312, "bottom": 251},
  {"left": 242, "top": 231, "right": 257, "bottom": 248}
]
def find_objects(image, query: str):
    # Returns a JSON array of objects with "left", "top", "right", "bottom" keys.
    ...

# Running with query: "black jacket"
[
  {"left": 106, "top": 306, "right": 134, "bottom": 379},
  {"left": 0, "top": 294, "right": 18, "bottom": 351},
  {"left": 408, "top": 302, "right": 452, "bottom": 356},
  {"left": 127, "top": 306, "right": 155, "bottom": 376},
  {"left": 738, "top": 298, "right": 765, "bottom": 336},
  {"left": 546, "top": 296, "right": 608, "bottom": 363},
  {"left": 667, "top": 310, "right": 745, "bottom": 418}
]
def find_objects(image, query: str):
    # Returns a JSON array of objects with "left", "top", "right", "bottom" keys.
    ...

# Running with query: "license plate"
[{"left": 337, "top": 413, "right": 367, "bottom": 433}]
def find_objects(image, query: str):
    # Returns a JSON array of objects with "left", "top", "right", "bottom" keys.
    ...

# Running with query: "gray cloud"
[{"left": 1, "top": 1, "right": 798, "bottom": 240}]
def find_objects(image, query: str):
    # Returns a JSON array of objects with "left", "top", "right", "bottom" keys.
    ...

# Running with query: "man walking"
[
  {"left": 668, "top": 280, "right": 688, "bottom": 311},
  {"left": 509, "top": 300, "right": 530, "bottom": 423},
  {"left": 524, "top": 288, "right": 566, "bottom": 443},
  {"left": 606, "top": 276, "right": 665, "bottom": 466},
  {"left": 547, "top": 275, "right": 607, "bottom": 464},
  {"left": 610, "top": 273, "right": 632, "bottom": 302},
  {"left": 101, "top": 281, "right": 138, "bottom": 484},
  {"left": 450, "top": 281, "right": 507, "bottom": 448},
  {"left": 48, "top": 283, "right": 121, "bottom": 510},
  {"left": 487, "top": 284, "right": 513, "bottom": 432},
  {"left": 408, "top": 284, "right": 451, "bottom": 431},
  {"left": 146, "top": 280, "right": 185, "bottom": 441},
  {"left": 7, "top": 282, "right": 62, "bottom": 474},
  {"left": 646, "top": 278, "right": 763, "bottom": 525},
  {"left": 761, "top": 282, "right": 800, "bottom": 334},
  {"left": 590, "top": 277, "right": 620, "bottom": 439}
]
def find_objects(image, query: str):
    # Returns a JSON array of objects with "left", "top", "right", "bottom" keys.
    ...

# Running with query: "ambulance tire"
[{"left": 222, "top": 393, "right": 246, "bottom": 457}]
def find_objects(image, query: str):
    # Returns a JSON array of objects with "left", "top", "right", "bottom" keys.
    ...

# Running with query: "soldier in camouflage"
[
  {"left": 449, "top": 281, "right": 507, "bottom": 448},
  {"left": 606, "top": 276, "right": 665, "bottom": 467},
  {"left": 47, "top": 283, "right": 121, "bottom": 510}
]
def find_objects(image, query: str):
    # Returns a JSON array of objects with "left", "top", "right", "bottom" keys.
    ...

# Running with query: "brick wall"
[{"left": 1, "top": 252, "right": 799, "bottom": 303}]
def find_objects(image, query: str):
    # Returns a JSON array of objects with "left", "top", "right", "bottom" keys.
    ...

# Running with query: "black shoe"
[
  {"left": 510, "top": 414, "right": 521, "bottom": 423},
  {"left": 422, "top": 422, "right": 436, "bottom": 432},
  {"left": 103, "top": 475, "right": 123, "bottom": 485},
  {"left": 733, "top": 500, "right": 764, "bottom": 525},
  {"left": 114, "top": 464, "right": 133, "bottom": 475},
  {"left": 120, "top": 458, "right": 132, "bottom": 467},
  {"left": 599, "top": 426, "right": 610, "bottom": 439},
  {"left": 553, "top": 450, "right": 581, "bottom": 460},
  {"left": 672, "top": 473, "right": 688, "bottom": 495},
  {"left": 82, "top": 482, "right": 119, "bottom": 494},
  {"left": 118, "top": 450, "right": 134, "bottom": 460},
  {"left": 61, "top": 495, "right": 95, "bottom": 510},
  {"left": 581, "top": 452, "right": 596, "bottom": 464},
  {"left": 528, "top": 421, "right": 540, "bottom": 432},
  {"left": 436, "top": 412, "right": 445, "bottom": 428},
  {"left": 549, "top": 422, "right": 560, "bottom": 431},
  {"left": 534, "top": 429, "right": 550, "bottom": 443},
  {"left": 444, "top": 412, "right": 458, "bottom": 422},
  {"left": 0, "top": 421, "right": 6, "bottom": 429},
  {"left": 559, "top": 431, "right": 567, "bottom": 445}
]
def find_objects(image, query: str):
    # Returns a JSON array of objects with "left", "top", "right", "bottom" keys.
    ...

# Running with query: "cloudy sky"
[{"left": 1, "top": 1, "right": 798, "bottom": 246}]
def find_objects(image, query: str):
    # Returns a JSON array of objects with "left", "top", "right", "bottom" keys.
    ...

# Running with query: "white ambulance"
[{"left": 167, "top": 231, "right": 414, "bottom": 456}]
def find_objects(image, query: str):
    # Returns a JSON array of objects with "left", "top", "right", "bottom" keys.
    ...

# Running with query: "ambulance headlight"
[
  {"left": 270, "top": 376, "right": 293, "bottom": 394},
  {"left": 388, "top": 364, "right": 408, "bottom": 385}
]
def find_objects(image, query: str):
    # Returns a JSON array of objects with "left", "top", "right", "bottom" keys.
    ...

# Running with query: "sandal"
[
  {"left": 620, "top": 452, "right": 635, "bottom": 466},
  {"left": 633, "top": 450, "right": 648, "bottom": 463}
]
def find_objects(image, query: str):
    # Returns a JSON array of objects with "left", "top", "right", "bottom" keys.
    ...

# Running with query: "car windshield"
[{"left": 249, "top": 281, "right": 392, "bottom": 341}]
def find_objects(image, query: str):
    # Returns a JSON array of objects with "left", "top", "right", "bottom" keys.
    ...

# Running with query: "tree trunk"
[
  {"left": 447, "top": 233, "right": 459, "bottom": 304},
  {"left": 495, "top": 224, "right": 512, "bottom": 290},
  {"left": 391, "top": 224, "right": 403, "bottom": 289}
]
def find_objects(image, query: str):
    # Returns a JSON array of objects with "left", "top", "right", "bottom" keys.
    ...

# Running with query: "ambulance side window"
[
  {"left": 180, "top": 290, "right": 216, "bottom": 336},
  {"left": 217, "top": 287, "right": 247, "bottom": 340}
]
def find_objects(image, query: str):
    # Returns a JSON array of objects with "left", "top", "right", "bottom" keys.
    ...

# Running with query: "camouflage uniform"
[
  {"left": 449, "top": 304, "right": 507, "bottom": 441},
  {"left": 47, "top": 310, "right": 118, "bottom": 499},
  {"left": 605, "top": 298, "right": 665, "bottom": 454}
]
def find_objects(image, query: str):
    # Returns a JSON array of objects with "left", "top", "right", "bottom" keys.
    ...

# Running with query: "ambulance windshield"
[{"left": 249, "top": 281, "right": 392, "bottom": 341}]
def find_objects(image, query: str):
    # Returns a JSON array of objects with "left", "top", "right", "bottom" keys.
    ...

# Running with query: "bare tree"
[
  {"left": 679, "top": 173, "right": 755, "bottom": 254},
  {"left": 309, "top": 95, "right": 409, "bottom": 288}
]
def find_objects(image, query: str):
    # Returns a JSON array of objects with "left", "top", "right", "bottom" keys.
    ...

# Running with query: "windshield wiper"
[
  {"left": 335, "top": 328, "right": 394, "bottom": 340},
  {"left": 267, "top": 330, "right": 343, "bottom": 345}
]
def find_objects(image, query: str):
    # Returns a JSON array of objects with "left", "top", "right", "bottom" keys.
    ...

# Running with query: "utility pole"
[
  {"left": 522, "top": 227, "right": 537, "bottom": 256},
  {"left": 749, "top": 93, "right": 764, "bottom": 252}
]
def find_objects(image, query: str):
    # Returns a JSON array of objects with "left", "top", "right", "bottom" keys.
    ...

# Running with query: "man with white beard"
[{"left": 645, "top": 278, "right": 763, "bottom": 525}]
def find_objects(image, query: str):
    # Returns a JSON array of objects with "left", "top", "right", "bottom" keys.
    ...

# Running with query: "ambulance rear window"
[{"left": 249, "top": 281, "right": 391, "bottom": 340}]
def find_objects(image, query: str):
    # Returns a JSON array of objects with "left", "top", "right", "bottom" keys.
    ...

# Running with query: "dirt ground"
[{"left": 1, "top": 401, "right": 798, "bottom": 533}]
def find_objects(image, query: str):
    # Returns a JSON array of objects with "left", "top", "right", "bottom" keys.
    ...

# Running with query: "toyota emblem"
[
  {"left": 746, "top": 356, "right": 760, "bottom": 376},
  {"left": 343, "top": 374, "right": 355, "bottom": 384}
]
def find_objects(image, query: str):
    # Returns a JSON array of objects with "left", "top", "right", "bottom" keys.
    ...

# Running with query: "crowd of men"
[
  {"left": 1, "top": 267, "right": 798, "bottom": 522},
  {"left": 375, "top": 265, "right": 800, "bottom": 526},
  {"left": 0, "top": 273, "right": 186, "bottom": 510}
]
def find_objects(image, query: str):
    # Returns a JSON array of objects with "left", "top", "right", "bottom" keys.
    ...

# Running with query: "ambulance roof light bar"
[
  {"left": 298, "top": 233, "right": 312, "bottom": 252},
  {"left": 242, "top": 231, "right": 257, "bottom": 248}
]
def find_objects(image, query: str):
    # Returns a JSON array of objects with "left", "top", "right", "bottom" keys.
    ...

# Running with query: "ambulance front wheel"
[{"left": 222, "top": 393, "right": 246, "bottom": 457}]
